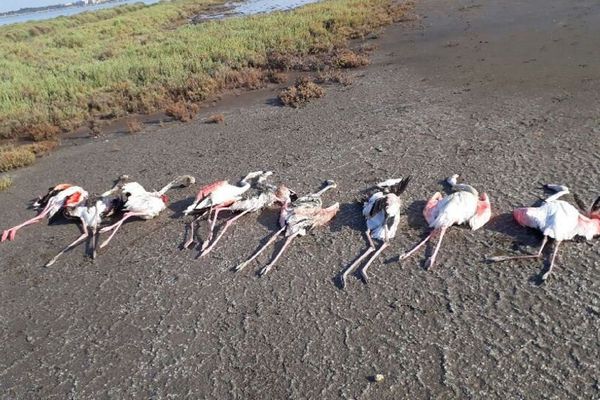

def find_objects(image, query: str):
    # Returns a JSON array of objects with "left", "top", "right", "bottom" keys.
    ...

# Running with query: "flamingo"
[
  {"left": 234, "top": 180, "right": 339, "bottom": 276},
  {"left": 399, "top": 174, "right": 491, "bottom": 269},
  {"left": 2, "top": 184, "right": 88, "bottom": 243},
  {"left": 99, "top": 175, "right": 195, "bottom": 249},
  {"left": 182, "top": 171, "right": 271, "bottom": 250},
  {"left": 487, "top": 184, "right": 600, "bottom": 280},
  {"left": 44, "top": 177, "right": 128, "bottom": 267},
  {"left": 198, "top": 175, "right": 297, "bottom": 257},
  {"left": 339, "top": 177, "right": 411, "bottom": 288}
]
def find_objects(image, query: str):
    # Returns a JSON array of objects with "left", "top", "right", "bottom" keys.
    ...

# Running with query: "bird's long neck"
[
  {"left": 451, "top": 183, "right": 478, "bottom": 197},
  {"left": 235, "top": 179, "right": 251, "bottom": 194}
]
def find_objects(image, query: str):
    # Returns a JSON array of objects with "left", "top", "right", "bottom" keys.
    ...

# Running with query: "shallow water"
[
  {"left": 0, "top": 0, "right": 322, "bottom": 26},
  {"left": 232, "top": 0, "right": 321, "bottom": 15},
  {"left": 0, "top": 0, "right": 160, "bottom": 26}
]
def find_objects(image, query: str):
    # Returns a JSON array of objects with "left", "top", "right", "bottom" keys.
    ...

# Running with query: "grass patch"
[
  {"left": 0, "top": 141, "right": 58, "bottom": 172},
  {"left": 166, "top": 101, "right": 199, "bottom": 122},
  {"left": 278, "top": 77, "right": 325, "bottom": 107},
  {"left": 316, "top": 70, "right": 353, "bottom": 86},
  {"left": 0, "top": 146, "right": 36, "bottom": 172},
  {"left": 0, "top": 0, "right": 408, "bottom": 141},
  {"left": 0, "top": 175, "right": 13, "bottom": 191},
  {"left": 332, "top": 49, "right": 370, "bottom": 68}
]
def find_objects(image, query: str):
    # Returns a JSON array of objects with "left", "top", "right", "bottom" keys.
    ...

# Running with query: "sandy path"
[{"left": 1, "top": 0, "right": 599, "bottom": 398}]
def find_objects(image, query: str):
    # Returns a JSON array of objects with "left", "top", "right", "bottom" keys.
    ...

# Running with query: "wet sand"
[{"left": 1, "top": 0, "right": 599, "bottom": 398}]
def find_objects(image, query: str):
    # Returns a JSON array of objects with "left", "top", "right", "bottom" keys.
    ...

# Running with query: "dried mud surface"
[{"left": 1, "top": 0, "right": 599, "bottom": 398}]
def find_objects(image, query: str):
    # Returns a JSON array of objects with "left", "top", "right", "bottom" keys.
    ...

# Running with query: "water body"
[
  {"left": 232, "top": 0, "right": 321, "bottom": 15},
  {"left": 0, "top": 0, "right": 323, "bottom": 27},
  {"left": 0, "top": 0, "right": 160, "bottom": 26}
]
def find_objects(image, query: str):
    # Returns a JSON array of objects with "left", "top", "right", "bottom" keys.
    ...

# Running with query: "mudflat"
[{"left": 1, "top": 0, "right": 599, "bottom": 398}]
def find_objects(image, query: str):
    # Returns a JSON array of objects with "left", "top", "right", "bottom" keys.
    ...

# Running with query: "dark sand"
[{"left": 1, "top": 0, "right": 599, "bottom": 398}]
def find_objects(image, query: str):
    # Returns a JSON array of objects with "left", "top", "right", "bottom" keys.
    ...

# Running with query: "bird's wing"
[
  {"left": 430, "top": 192, "right": 478, "bottom": 228},
  {"left": 363, "top": 192, "right": 384, "bottom": 218},
  {"left": 122, "top": 182, "right": 148, "bottom": 197},
  {"left": 468, "top": 193, "right": 492, "bottom": 230},
  {"left": 48, "top": 186, "right": 87, "bottom": 218},
  {"left": 183, "top": 180, "right": 228, "bottom": 214},
  {"left": 423, "top": 192, "right": 443, "bottom": 225},
  {"left": 124, "top": 194, "right": 163, "bottom": 216},
  {"left": 512, "top": 205, "right": 548, "bottom": 230},
  {"left": 575, "top": 214, "right": 600, "bottom": 240}
]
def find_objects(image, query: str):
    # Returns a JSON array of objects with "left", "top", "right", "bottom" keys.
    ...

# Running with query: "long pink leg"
[
  {"left": 259, "top": 233, "right": 299, "bottom": 276},
  {"left": 201, "top": 206, "right": 229, "bottom": 251},
  {"left": 399, "top": 231, "right": 435, "bottom": 261},
  {"left": 425, "top": 227, "right": 447, "bottom": 269},
  {"left": 199, "top": 209, "right": 251, "bottom": 257},
  {"left": 234, "top": 227, "right": 285, "bottom": 272},
  {"left": 99, "top": 212, "right": 144, "bottom": 248},
  {"left": 339, "top": 230, "right": 376, "bottom": 288},
  {"left": 45, "top": 221, "right": 89, "bottom": 267},
  {"left": 541, "top": 240, "right": 561, "bottom": 281},
  {"left": 487, "top": 236, "right": 548, "bottom": 262},
  {"left": 2, "top": 206, "right": 52, "bottom": 242},
  {"left": 359, "top": 241, "right": 389, "bottom": 282},
  {"left": 184, "top": 215, "right": 203, "bottom": 249}
]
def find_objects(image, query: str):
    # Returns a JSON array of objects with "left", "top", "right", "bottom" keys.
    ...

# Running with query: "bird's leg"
[
  {"left": 359, "top": 241, "right": 389, "bottom": 283},
  {"left": 366, "top": 229, "right": 376, "bottom": 249},
  {"left": 1, "top": 206, "right": 52, "bottom": 242},
  {"left": 399, "top": 231, "right": 435, "bottom": 261},
  {"left": 201, "top": 206, "right": 226, "bottom": 251},
  {"left": 541, "top": 240, "right": 561, "bottom": 281},
  {"left": 234, "top": 227, "right": 285, "bottom": 272},
  {"left": 259, "top": 233, "right": 299, "bottom": 276},
  {"left": 90, "top": 228, "right": 98, "bottom": 260},
  {"left": 183, "top": 215, "right": 202, "bottom": 249},
  {"left": 425, "top": 227, "right": 447, "bottom": 269},
  {"left": 99, "top": 212, "right": 143, "bottom": 248},
  {"left": 199, "top": 209, "right": 251, "bottom": 258},
  {"left": 487, "top": 236, "right": 548, "bottom": 262},
  {"left": 339, "top": 230, "right": 375, "bottom": 288},
  {"left": 45, "top": 221, "right": 88, "bottom": 267}
]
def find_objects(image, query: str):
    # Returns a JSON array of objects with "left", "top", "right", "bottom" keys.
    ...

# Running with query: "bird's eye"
[{"left": 125, "top": 192, "right": 131, "bottom": 197}]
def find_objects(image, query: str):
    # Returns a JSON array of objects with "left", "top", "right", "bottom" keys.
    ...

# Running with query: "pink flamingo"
[
  {"left": 198, "top": 175, "right": 296, "bottom": 257},
  {"left": 2, "top": 184, "right": 88, "bottom": 243},
  {"left": 99, "top": 175, "right": 195, "bottom": 249},
  {"left": 45, "top": 177, "right": 128, "bottom": 266},
  {"left": 235, "top": 180, "right": 339, "bottom": 276},
  {"left": 399, "top": 174, "right": 491, "bottom": 269},
  {"left": 488, "top": 184, "right": 600, "bottom": 280},
  {"left": 182, "top": 171, "right": 271, "bottom": 250}
]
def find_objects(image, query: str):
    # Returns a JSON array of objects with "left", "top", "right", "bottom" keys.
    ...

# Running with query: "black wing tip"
[
  {"left": 591, "top": 195, "right": 600, "bottom": 212},
  {"left": 389, "top": 176, "right": 412, "bottom": 196}
]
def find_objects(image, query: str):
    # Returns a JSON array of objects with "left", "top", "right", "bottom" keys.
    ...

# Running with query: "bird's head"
[{"left": 161, "top": 194, "right": 169, "bottom": 204}]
